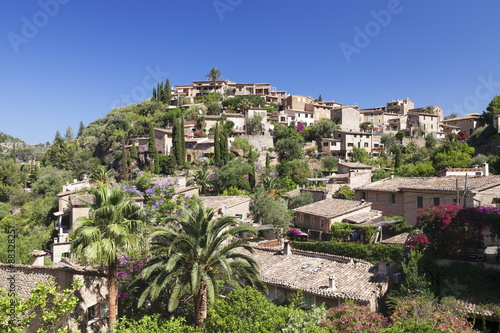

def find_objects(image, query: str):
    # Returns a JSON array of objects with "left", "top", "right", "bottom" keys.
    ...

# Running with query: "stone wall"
[{"left": 0, "top": 263, "right": 108, "bottom": 333}]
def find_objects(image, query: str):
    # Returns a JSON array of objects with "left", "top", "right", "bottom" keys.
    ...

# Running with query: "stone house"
[
  {"left": 185, "top": 137, "right": 215, "bottom": 162},
  {"left": 234, "top": 242, "right": 389, "bottom": 311},
  {"left": 354, "top": 174, "right": 500, "bottom": 225},
  {"left": 293, "top": 198, "right": 383, "bottom": 241},
  {"left": 199, "top": 195, "right": 251, "bottom": 221},
  {"left": 0, "top": 261, "right": 108, "bottom": 333},
  {"left": 440, "top": 113, "right": 481, "bottom": 138},
  {"left": 332, "top": 106, "right": 360, "bottom": 131}
]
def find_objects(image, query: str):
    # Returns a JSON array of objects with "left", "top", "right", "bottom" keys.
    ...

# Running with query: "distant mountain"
[{"left": 0, "top": 131, "right": 48, "bottom": 162}]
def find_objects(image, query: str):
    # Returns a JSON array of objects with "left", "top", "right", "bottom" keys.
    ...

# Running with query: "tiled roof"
[
  {"left": 235, "top": 245, "right": 388, "bottom": 302},
  {"left": 381, "top": 233, "right": 409, "bottom": 245},
  {"left": 338, "top": 162, "right": 373, "bottom": 169},
  {"left": 293, "top": 198, "right": 372, "bottom": 219},
  {"left": 343, "top": 210, "right": 383, "bottom": 224},
  {"left": 441, "top": 113, "right": 481, "bottom": 122},
  {"left": 356, "top": 176, "right": 500, "bottom": 192},
  {"left": 199, "top": 195, "right": 251, "bottom": 210}
]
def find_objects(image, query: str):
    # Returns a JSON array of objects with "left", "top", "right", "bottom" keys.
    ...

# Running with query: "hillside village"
[{"left": 2, "top": 69, "right": 500, "bottom": 332}]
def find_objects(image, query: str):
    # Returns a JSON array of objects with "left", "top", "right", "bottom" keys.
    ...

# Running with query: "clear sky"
[{"left": 1, "top": 0, "right": 499, "bottom": 144}]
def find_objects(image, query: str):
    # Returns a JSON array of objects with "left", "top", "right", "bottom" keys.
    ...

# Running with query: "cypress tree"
[
  {"left": 214, "top": 123, "right": 221, "bottom": 166},
  {"left": 130, "top": 143, "right": 138, "bottom": 160},
  {"left": 179, "top": 117, "right": 186, "bottom": 166},
  {"left": 265, "top": 152, "right": 270, "bottom": 169},
  {"left": 318, "top": 94, "right": 323, "bottom": 102},
  {"left": 220, "top": 130, "right": 229, "bottom": 166},
  {"left": 152, "top": 87, "right": 157, "bottom": 101},
  {"left": 164, "top": 79, "right": 172, "bottom": 105},
  {"left": 148, "top": 127, "right": 157, "bottom": 172}
]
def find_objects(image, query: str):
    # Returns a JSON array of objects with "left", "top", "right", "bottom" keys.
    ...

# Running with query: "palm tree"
[
  {"left": 71, "top": 182, "right": 145, "bottom": 328},
  {"left": 138, "top": 202, "right": 264, "bottom": 326},
  {"left": 205, "top": 67, "right": 223, "bottom": 92}
]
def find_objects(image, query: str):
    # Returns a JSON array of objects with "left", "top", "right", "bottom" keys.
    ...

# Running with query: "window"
[
  {"left": 376, "top": 193, "right": 380, "bottom": 202},
  {"left": 323, "top": 142, "right": 329, "bottom": 147},
  {"left": 348, "top": 143, "right": 353, "bottom": 147},
  {"left": 280, "top": 117, "right": 285, "bottom": 122},
  {"left": 320, "top": 219, "right": 325, "bottom": 228},
  {"left": 364, "top": 142, "right": 369, "bottom": 148},
  {"left": 361, "top": 192, "right": 366, "bottom": 200},
  {"left": 391, "top": 194, "right": 396, "bottom": 204},
  {"left": 304, "top": 294, "right": 315, "bottom": 309},
  {"left": 86, "top": 301, "right": 108, "bottom": 323},
  {"left": 417, "top": 196, "right": 423, "bottom": 208},
  {"left": 310, "top": 216, "right": 314, "bottom": 226},
  {"left": 433, "top": 197, "right": 440, "bottom": 206},
  {"left": 300, "top": 214, "right": 304, "bottom": 222},
  {"left": 267, "top": 286, "right": 277, "bottom": 300}
]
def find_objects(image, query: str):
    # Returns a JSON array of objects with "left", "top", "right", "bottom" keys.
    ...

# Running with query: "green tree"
[
  {"left": 213, "top": 158, "right": 253, "bottom": 193},
  {"left": 138, "top": 202, "right": 263, "bottom": 326},
  {"left": 204, "top": 287, "right": 290, "bottom": 333},
  {"left": 114, "top": 315, "right": 200, "bottom": 333},
  {"left": 322, "top": 156, "right": 338, "bottom": 172},
  {"left": 482, "top": 95, "right": 500, "bottom": 125},
  {"left": 205, "top": 67, "right": 223, "bottom": 84},
  {"left": 64, "top": 127, "right": 74, "bottom": 140},
  {"left": 351, "top": 147, "right": 370, "bottom": 163},
  {"left": 214, "top": 122, "right": 221, "bottom": 166},
  {"left": 71, "top": 183, "right": 145, "bottom": 328},
  {"left": 431, "top": 141, "right": 474, "bottom": 171},
  {"left": 77, "top": 121, "right": 85, "bottom": 139},
  {"left": 0, "top": 279, "right": 82, "bottom": 333},
  {"left": 250, "top": 189, "right": 293, "bottom": 232},
  {"left": 288, "top": 191, "right": 314, "bottom": 210},
  {"left": 30, "top": 166, "right": 73, "bottom": 198},
  {"left": 333, "top": 185, "right": 355, "bottom": 200},
  {"left": 275, "top": 137, "right": 303, "bottom": 161},
  {"left": 305, "top": 118, "right": 339, "bottom": 144}
]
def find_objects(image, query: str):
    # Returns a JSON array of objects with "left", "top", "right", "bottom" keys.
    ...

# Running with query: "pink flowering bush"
[
  {"left": 417, "top": 205, "right": 497, "bottom": 257},
  {"left": 321, "top": 302, "right": 389, "bottom": 332},
  {"left": 404, "top": 231, "right": 429, "bottom": 252},
  {"left": 390, "top": 295, "right": 478, "bottom": 333}
]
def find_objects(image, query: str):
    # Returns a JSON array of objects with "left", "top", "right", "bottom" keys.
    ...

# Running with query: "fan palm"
[
  {"left": 138, "top": 202, "right": 264, "bottom": 326},
  {"left": 71, "top": 182, "right": 145, "bottom": 328}
]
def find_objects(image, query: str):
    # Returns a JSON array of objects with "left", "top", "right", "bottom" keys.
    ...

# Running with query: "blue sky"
[{"left": 1, "top": 0, "right": 500, "bottom": 144}]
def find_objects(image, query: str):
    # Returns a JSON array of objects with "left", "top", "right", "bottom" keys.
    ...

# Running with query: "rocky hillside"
[{"left": 0, "top": 132, "right": 48, "bottom": 162}]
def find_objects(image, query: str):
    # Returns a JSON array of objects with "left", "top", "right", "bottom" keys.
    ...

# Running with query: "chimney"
[
  {"left": 377, "top": 260, "right": 390, "bottom": 275},
  {"left": 390, "top": 172, "right": 394, "bottom": 180},
  {"left": 31, "top": 250, "right": 47, "bottom": 266},
  {"left": 328, "top": 277, "right": 337, "bottom": 290},
  {"left": 283, "top": 240, "right": 292, "bottom": 256},
  {"left": 483, "top": 162, "right": 489, "bottom": 177}
]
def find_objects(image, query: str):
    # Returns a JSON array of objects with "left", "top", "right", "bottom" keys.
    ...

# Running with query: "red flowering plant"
[
  {"left": 416, "top": 204, "right": 462, "bottom": 257},
  {"left": 404, "top": 231, "right": 429, "bottom": 252},
  {"left": 321, "top": 302, "right": 389, "bottom": 333},
  {"left": 296, "top": 122, "right": 307, "bottom": 137}
]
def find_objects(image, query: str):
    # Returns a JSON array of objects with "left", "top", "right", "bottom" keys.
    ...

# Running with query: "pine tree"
[
  {"left": 214, "top": 123, "right": 221, "bottom": 166},
  {"left": 77, "top": 121, "right": 85, "bottom": 139}
]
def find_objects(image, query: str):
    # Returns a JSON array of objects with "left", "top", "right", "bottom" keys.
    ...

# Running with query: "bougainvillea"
[
  {"left": 417, "top": 204, "right": 500, "bottom": 257},
  {"left": 321, "top": 303, "right": 389, "bottom": 333},
  {"left": 390, "top": 295, "right": 478, "bottom": 332},
  {"left": 404, "top": 231, "right": 429, "bottom": 252}
]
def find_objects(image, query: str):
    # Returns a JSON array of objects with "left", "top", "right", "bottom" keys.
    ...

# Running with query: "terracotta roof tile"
[
  {"left": 236, "top": 245, "right": 388, "bottom": 302},
  {"left": 293, "top": 198, "right": 372, "bottom": 219},
  {"left": 356, "top": 176, "right": 500, "bottom": 192}
]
